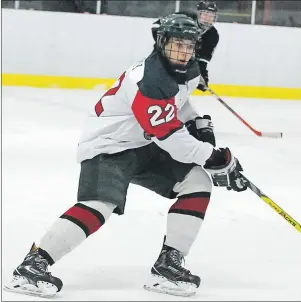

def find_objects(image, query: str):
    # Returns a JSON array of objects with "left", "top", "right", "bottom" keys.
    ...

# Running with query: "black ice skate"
[
  {"left": 144, "top": 244, "right": 200, "bottom": 297},
  {"left": 4, "top": 243, "right": 63, "bottom": 297}
]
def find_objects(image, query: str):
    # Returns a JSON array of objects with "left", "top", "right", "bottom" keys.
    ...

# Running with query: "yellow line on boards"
[{"left": 2, "top": 74, "right": 301, "bottom": 100}]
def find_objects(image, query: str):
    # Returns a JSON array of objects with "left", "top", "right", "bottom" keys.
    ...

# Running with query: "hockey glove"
[
  {"left": 204, "top": 147, "right": 247, "bottom": 192},
  {"left": 226, "top": 159, "right": 247, "bottom": 192},
  {"left": 185, "top": 115, "right": 216, "bottom": 146},
  {"left": 195, "top": 115, "right": 216, "bottom": 146},
  {"left": 185, "top": 120, "right": 198, "bottom": 139},
  {"left": 197, "top": 77, "right": 208, "bottom": 92}
]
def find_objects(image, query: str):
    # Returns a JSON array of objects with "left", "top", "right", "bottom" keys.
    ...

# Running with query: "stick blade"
[{"left": 260, "top": 131, "right": 283, "bottom": 138}]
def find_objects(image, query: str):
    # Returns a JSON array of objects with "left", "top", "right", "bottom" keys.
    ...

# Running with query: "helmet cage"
[
  {"left": 197, "top": 10, "right": 217, "bottom": 32},
  {"left": 156, "top": 15, "right": 200, "bottom": 72}
]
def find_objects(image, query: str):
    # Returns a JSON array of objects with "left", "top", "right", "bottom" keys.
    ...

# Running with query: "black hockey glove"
[
  {"left": 185, "top": 115, "right": 216, "bottom": 146},
  {"left": 197, "top": 76, "right": 208, "bottom": 92},
  {"left": 204, "top": 148, "right": 247, "bottom": 192},
  {"left": 195, "top": 115, "right": 216, "bottom": 146},
  {"left": 185, "top": 120, "right": 198, "bottom": 138},
  {"left": 226, "top": 160, "right": 247, "bottom": 192}
]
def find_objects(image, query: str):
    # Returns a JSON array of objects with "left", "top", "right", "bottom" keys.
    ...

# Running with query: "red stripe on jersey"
[
  {"left": 95, "top": 101, "right": 104, "bottom": 116},
  {"left": 170, "top": 197, "right": 210, "bottom": 214},
  {"left": 95, "top": 72, "right": 126, "bottom": 116},
  {"left": 63, "top": 206, "right": 102, "bottom": 235},
  {"left": 131, "top": 90, "right": 182, "bottom": 139}
]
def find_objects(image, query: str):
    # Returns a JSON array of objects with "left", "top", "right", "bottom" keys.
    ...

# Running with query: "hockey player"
[
  {"left": 4, "top": 14, "right": 247, "bottom": 298},
  {"left": 152, "top": 1, "right": 219, "bottom": 92}
]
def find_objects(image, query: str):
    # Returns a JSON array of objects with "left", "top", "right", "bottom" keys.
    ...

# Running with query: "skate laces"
[
  {"left": 35, "top": 255, "right": 49, "bottom": 273},
  {"left": 25, "top": 251, "right": 50, "bottom": 274},
  {"left": 168, "top": 249, "right": 190, "bottom": 274}
]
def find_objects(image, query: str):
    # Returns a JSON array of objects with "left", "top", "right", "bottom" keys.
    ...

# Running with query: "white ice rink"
[{"left": 2, "top": 86, "right": 301, "bottom": 301}]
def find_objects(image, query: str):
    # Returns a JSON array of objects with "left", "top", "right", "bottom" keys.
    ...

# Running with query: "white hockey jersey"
[{"left": 77, "top": 52, "right": 213, "bottom": 166}]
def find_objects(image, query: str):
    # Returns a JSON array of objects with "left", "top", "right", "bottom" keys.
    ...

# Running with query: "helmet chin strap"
[
  {"left": 164, "top": 56, "right": 189, "bottom": 74},
  {"left": 160, "top": 51, "right": 188, "bottom": 75},
  {"left": 170, "top": 63, "right": 188, "bottom": 74},
  {"left": 162, "top": 45, "right": 189, "bottom": 74}
]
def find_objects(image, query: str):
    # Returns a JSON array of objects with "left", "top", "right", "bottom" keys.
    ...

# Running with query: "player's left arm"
[{"left": 196, "top": 27, "right": 219, "bottom": 91}]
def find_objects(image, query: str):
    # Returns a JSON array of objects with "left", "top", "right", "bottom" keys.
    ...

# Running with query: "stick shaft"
[
  {"left": 206, "top": 88, "right": 282, "bottom": 138},
  {"left": 241, "top": 174, "right": 301, "bottom": 233}
]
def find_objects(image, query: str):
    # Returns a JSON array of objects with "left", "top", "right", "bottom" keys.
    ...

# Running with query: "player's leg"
[
  {"left": 132, "top": 149, "right": 212, "bottom": 296},
  {"left": 165, "top": 163, "right": 212, "bottom": 259},
  {"left": 4, "top": 148, "right": 148, "bottom": 297}
]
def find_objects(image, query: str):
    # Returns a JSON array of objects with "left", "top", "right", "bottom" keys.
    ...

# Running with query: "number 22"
[{"left": 148, "top": 104, "right": 175, "bottom": 126}]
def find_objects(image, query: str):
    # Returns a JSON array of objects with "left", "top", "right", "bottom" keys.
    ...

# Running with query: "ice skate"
[
  {"left": 4, "top": 243, "right": 63, "bottom": 297},
  {"left": 144, "top": 244, "right": 200, "bottom": 297}
]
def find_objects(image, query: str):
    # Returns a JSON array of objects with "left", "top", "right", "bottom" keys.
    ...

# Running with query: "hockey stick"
[
  {"left": 205, "top": 86, "right": 283, "bottom": 138},
  {"left": 241, "top": 174, "right": 301, "bottom": 233}
]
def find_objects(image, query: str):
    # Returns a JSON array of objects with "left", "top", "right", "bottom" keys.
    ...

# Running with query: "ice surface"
[{"left": 2, "top": 87, "right": 301, "bottom": 301}]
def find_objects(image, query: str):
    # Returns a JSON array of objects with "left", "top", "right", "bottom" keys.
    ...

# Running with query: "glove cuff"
[
  {"left": 205, "top": 148, "right": 236, "bottom": 176},
  {"left": 195, "top": 116, "right": 214, "bottom": 131}
]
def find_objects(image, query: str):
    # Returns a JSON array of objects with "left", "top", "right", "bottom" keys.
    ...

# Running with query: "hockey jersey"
[{"left": 77, "top": 51, "right": 214, "bottom": 166}]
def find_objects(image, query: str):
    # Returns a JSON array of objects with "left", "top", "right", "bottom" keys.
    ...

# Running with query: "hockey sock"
[
  {"left": 165, "top": 192, "right": 211, "bottom": 255},
  {"left": 38, "top": 200, "right": 116, "bottom": 264}
]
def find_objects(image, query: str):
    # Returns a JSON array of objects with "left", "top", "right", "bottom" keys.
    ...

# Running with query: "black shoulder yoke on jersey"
[
  {"left": 137, "top": 52, "right": 200, "bottom": 100},
  {"left": 195, "top": 25, "right": 219, "bottom": 62}
]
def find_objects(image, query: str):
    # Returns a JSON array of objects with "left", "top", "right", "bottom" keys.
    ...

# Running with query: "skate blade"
[
  {"left": 143, "top": 274, "right": 197, "bottom": 297},
  {"left": 4, "top": 276, "right": 58, "bottom": 298}
]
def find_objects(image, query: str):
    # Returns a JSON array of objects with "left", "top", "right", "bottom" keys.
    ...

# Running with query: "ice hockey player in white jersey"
[
  {"left": 151, "top": 1, "right": 220, "bottom": 92},
  {"left": 4, "top": 13, "right": 247, "bottom": 298}
]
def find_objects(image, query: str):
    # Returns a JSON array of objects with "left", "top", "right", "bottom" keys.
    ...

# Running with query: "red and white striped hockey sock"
[
  {"left": 38, "top": 200, "right": 116, "bottom": 264},
  {"left": 165, "top": 192, "right": 211, "bottom": 255}
]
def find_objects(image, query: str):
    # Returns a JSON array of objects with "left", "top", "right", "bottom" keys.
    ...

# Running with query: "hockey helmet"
[{"left": 196, "top": 1, "right": 218, "bottom": 33}]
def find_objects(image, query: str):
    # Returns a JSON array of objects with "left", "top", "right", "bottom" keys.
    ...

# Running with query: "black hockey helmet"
[
  {"left": 157, "top": 13, "right": 200, "bottom": 73},
  {"left": 196, "top": 1, "right": 218, "bottom": 33}
]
